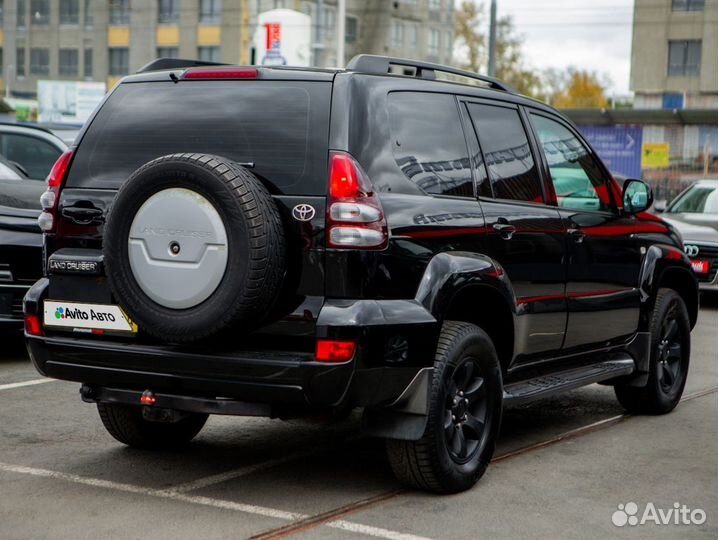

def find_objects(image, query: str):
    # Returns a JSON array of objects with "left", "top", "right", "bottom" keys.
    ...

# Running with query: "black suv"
[{"left": 24, "top": 56, "right": 699, "bottom": 494}]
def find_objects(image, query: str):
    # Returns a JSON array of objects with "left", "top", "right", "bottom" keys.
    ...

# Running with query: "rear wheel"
[
  {"left": 386, "top": 321, "right": 503, "bottom": 494},
  {"left": 614, "top": 288, "right": 690, "bottom": 414},
  {"left": 97, "top": 402, "right": 208, "bottom": 449}
]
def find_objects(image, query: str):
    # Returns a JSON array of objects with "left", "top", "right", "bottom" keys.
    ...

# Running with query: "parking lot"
[{"left": 0, "top": 299, "right": 716, "bottom": 540}]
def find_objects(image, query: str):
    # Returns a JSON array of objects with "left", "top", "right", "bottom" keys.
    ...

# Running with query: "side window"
[
  {"left": 388, "top": 92, "right": 473, "bottom": 198},
  {"left": 466, "top": 103, "right": 544, "bottom": 203},
  {"left": 460, "top": 103, "right": 491, "bottom": 198},
  {"left": 0, "top": 133, "right": 62, "bottom": 180},
  {"left": 530, "top": 113, "right": 613, "bottom": 213}
]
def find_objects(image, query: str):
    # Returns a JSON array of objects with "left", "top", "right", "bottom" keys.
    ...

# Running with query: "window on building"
[
  {"left": 17, "top": 0, "right": 26, "bottom": 27},
  {"left": 110, "top": 0, "right": 130, "bottom": 24},
  {"left": 530, "top": 113, "right": 612, "bottom": 212},
  {"left": 407, "top": 23, "right": 418, "bottom": 47},
  {"left": 467, "top": 103, "right": 544, "bottom": 203},
  {"left": 30, "top": 0, "right": 49, "bottom": 24},
  {"left": 30, "top": 48, "right": 49, "bottom": 75},
  {"left": 428, "top": 28, "right": 440, "bottom": 55},
  {"left": 391, "top": 20, "right": 404, "bottom": 47},
  {"left": 59, "top": 0, "right": 79, "bottom": 24},
  {"left": 429, "top": 0, "right": 441, "bottom": 11},
  {"left": 16, "top": 47, "right": 25, "bottom": 76},
  {"left": 445, "top": 30, "right": 452, "bottom": 54},
  {"left": 197, "top": 46, "right": 220, "bottom": 62},
  {"left": 345, "top": 15, "right": 358, "bottom": 43},
  {"left": 273, "top": 0, "right": 287, "bottom": 7},
  {"left": 59, "top": 49, "right": 79, "bottom": 76},
  {"left": 84, "top": 48, "right": 92, "bottom": 78},
  {"left": 668, "top": 40, "right": 701, "bottom": 77},
  {"left": 388, "top": 92, "right": 474, "bottom": 198},
  {"left": 109, "top": 47, "right": 129, "bottom": 75},
  {"left": 158, "top": 0, "right": 178, "bottom": 23},
  {"left": 157, "top": 46, "right": 178, "bottom": 58},
  {"left": 84, "top": 0, "right": 93, "bottom": 26},
  {"left": 0, "top": 1, "right": 4, "bottom": 25},
  {"left": 321, "top": 5, "right": 336, "bottom": 34},
  {"left": 199, "top": 0, "right": 221, "bottom": 24},
  {"left": 671, "top": 0, "right": 704, "bottom": 11}
]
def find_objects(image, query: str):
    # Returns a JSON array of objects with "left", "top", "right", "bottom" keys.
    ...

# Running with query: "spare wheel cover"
[{"left": 128, "top": 187, "right": 228, "bottom": 309}]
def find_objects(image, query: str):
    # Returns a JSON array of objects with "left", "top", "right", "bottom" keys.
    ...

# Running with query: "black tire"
[
  {"left": 103, "top": 153, "right": 286, "bottom": 343},
  {"left": 97, "top": 402, "right": 208, "bottom": 449},
  {"left": 614, "top": 288, "right": 691, "bottom": 414},
  {"left": 386, "top": 321, "right": 503, "bottom": 494}
]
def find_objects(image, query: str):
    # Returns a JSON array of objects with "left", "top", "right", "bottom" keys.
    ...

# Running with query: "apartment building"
[
  {"left": 0, "top": 0, "right": 455, "bottom": 98},
  {"left": 630, "top": 0, "right": 718, "bottom": 109}
]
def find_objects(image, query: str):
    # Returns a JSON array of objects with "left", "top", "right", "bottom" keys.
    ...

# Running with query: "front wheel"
[
  {"left": 97, "top": 402, "right": 208, "bottom": 449},
  {"left": 387, "top": 321, "right": 503, "bottom": 494},
  {"left": 614, "top": 288, "right": 691, "bottom": 415}
]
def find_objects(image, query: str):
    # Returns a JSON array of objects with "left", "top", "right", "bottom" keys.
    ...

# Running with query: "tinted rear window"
[{"left": 67, "top": 80, "right": 331, "bottom": 195}]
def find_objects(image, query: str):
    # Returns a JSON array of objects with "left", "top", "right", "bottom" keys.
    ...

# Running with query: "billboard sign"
[
  {"left": 38, "top": 80, "right": 106, "bottom": 125},
  {"left": 578, "top": 125, "right": 643, "bottom": 178},
  {"left": 254, "top": 9, "right": 311, "bottom": 67}
]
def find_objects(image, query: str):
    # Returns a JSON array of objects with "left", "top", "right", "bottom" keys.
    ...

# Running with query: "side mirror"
[{"left": 622, "top": 179, "right": 653, "bottom": 215}]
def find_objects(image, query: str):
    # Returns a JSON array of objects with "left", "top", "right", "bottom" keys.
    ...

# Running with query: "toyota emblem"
[
  {"left": 292, "top": 204, "right": 316, "bottom": 222},
  {"left": 684, "top": 244, "right": 700, "bottom": 258}
]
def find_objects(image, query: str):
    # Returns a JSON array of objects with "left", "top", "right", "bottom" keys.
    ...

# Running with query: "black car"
[
  {"left": 0, "top": 156, "right": 44, "bottom": 329},
  {"left": 24, "top": 56, "right": 698, "bottom": 494}
]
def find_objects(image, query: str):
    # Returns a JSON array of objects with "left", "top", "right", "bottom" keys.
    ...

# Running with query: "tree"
[
  {"left": 552, "top": 69, "right": 609, "bottom": 108},
  {"left": 454, "top": 1, "right": 539, "bottom": 95}
]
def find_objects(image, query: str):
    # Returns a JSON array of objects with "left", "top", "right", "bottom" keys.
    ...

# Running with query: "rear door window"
[
  {"left": 388, "top": 92, "right": 474, "bottom": 198},
  {"left": 465, "top": 103, "right": 544, "bottom": 203},
  {"left": 67, "top": 81, "right": 331, "bottom": 195}
]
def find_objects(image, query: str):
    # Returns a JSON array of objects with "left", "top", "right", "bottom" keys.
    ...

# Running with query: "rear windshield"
[{"left": 67, "top": 80, "right": 331, "bottom": 195}]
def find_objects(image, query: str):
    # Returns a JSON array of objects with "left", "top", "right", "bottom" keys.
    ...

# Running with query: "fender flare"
[{"left": 362, "top": 251, "right": 516, "bottom": 441}]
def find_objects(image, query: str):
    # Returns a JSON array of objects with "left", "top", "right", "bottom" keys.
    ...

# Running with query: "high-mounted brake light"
[
  {"left": 326, "top": 152, "right": 388, "bottom": 249},
  {"left": 183, "top": 68, "right": 259, "bottom": 80},
  {"left": 39, "top": 149, "right": 75, "bottom": 232},
  {"left": 315, "top": 339, "right": 357, "bottom": 362}
]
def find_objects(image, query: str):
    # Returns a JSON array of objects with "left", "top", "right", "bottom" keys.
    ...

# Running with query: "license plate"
[
  {"left": 43, "top": 300, "right": 137, "bottom": 333},
  {"left": 690, "top": 260, "right": 709, "bottom": 275}
]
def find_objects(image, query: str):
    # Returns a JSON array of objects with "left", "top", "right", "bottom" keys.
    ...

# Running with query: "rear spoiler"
[{"left": 136, "top": 58, "right": 229, "bottom": 74}]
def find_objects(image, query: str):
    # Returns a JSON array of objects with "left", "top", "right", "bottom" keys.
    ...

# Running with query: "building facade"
[
  {"left": 0, "top": 0, "right": 455, "bottom": 99},
  {"left": 630, "top": 0, "right": 718, "bottom": 109},
  {"left": 259, "top": 0, "right": 455, "bottom": 67}
]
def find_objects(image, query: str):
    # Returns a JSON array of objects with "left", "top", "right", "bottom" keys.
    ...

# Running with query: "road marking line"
[
  {"left": 0, "top": 462, "right": 304, "bottom": 521},
  {"left": 327, "top": 520, "right": 435, "bottom": 540},
  {"left": 168, "top": 449, "right": 315, "bottom": 494},
  {"left": 0, "top": 379, "right": 54, "bottom": 391},
  {"left": 0, "top": 462, "right": 437, "bottom": 540}
]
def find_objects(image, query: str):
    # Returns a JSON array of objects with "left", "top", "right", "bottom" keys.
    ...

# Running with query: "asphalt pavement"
[{"left": 0, "top": 297, "right": 716, "bottom": 540}]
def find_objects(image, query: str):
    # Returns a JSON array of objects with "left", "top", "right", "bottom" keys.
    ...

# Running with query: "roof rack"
[
  {"left": 346, "top": 54, "right": 515, "bottom": 93},
  {"left": 136, "top": 58, "right": 229, "bottom": 74}
]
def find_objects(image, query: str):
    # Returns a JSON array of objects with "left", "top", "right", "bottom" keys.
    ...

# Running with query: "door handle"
[
  {"left": 493, "top": 222, "right": 516, "bottom": 240},
  {"left": 61, "top": 204, "right": 104, "bottom": 225},
  {"left": 567, "top": 227, "right": 586, "bottom": 243}
]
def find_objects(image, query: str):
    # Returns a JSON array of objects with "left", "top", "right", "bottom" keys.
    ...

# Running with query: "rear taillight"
[
  {"left": 39, "top": 149, "right": 75, "bottom": 232},
  {"left": 315, "top": 339, "right": 356, "bottom": 362},
  {"left": 326, "top": 151, "right": 387, "bottom": 249},
  {"left": 24, "top": 314, "right": 42, "bottom": 336}
]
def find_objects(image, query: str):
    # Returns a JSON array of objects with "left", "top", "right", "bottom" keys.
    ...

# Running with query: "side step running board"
[{"left": 503, "top": 356, "right": 635, "bottom": 406}]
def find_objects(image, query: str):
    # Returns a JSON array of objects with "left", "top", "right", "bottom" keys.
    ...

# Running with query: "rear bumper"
[
  {"left": 0, "top": 283, "right": 31, "bottom": 327},
  {"left": 24, "top": 279, "right": 439, "bottom": 410}
]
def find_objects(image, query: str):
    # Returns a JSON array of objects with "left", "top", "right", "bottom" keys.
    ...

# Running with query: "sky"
[{"left": 488, "top": 0, "right": 636, "bottom": 95}]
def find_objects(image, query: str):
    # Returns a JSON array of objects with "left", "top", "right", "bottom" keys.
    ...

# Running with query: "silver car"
[{"left": 659, "top": 179, "right": 718, "bottom": 292}]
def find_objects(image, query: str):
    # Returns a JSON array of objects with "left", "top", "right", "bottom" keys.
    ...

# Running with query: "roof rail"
[
  {"left": 136, "top": 58, "right": 229, "bottom": 74},
  {"left": 346, "top": 54, "right": 515, "bottom": 93}
]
